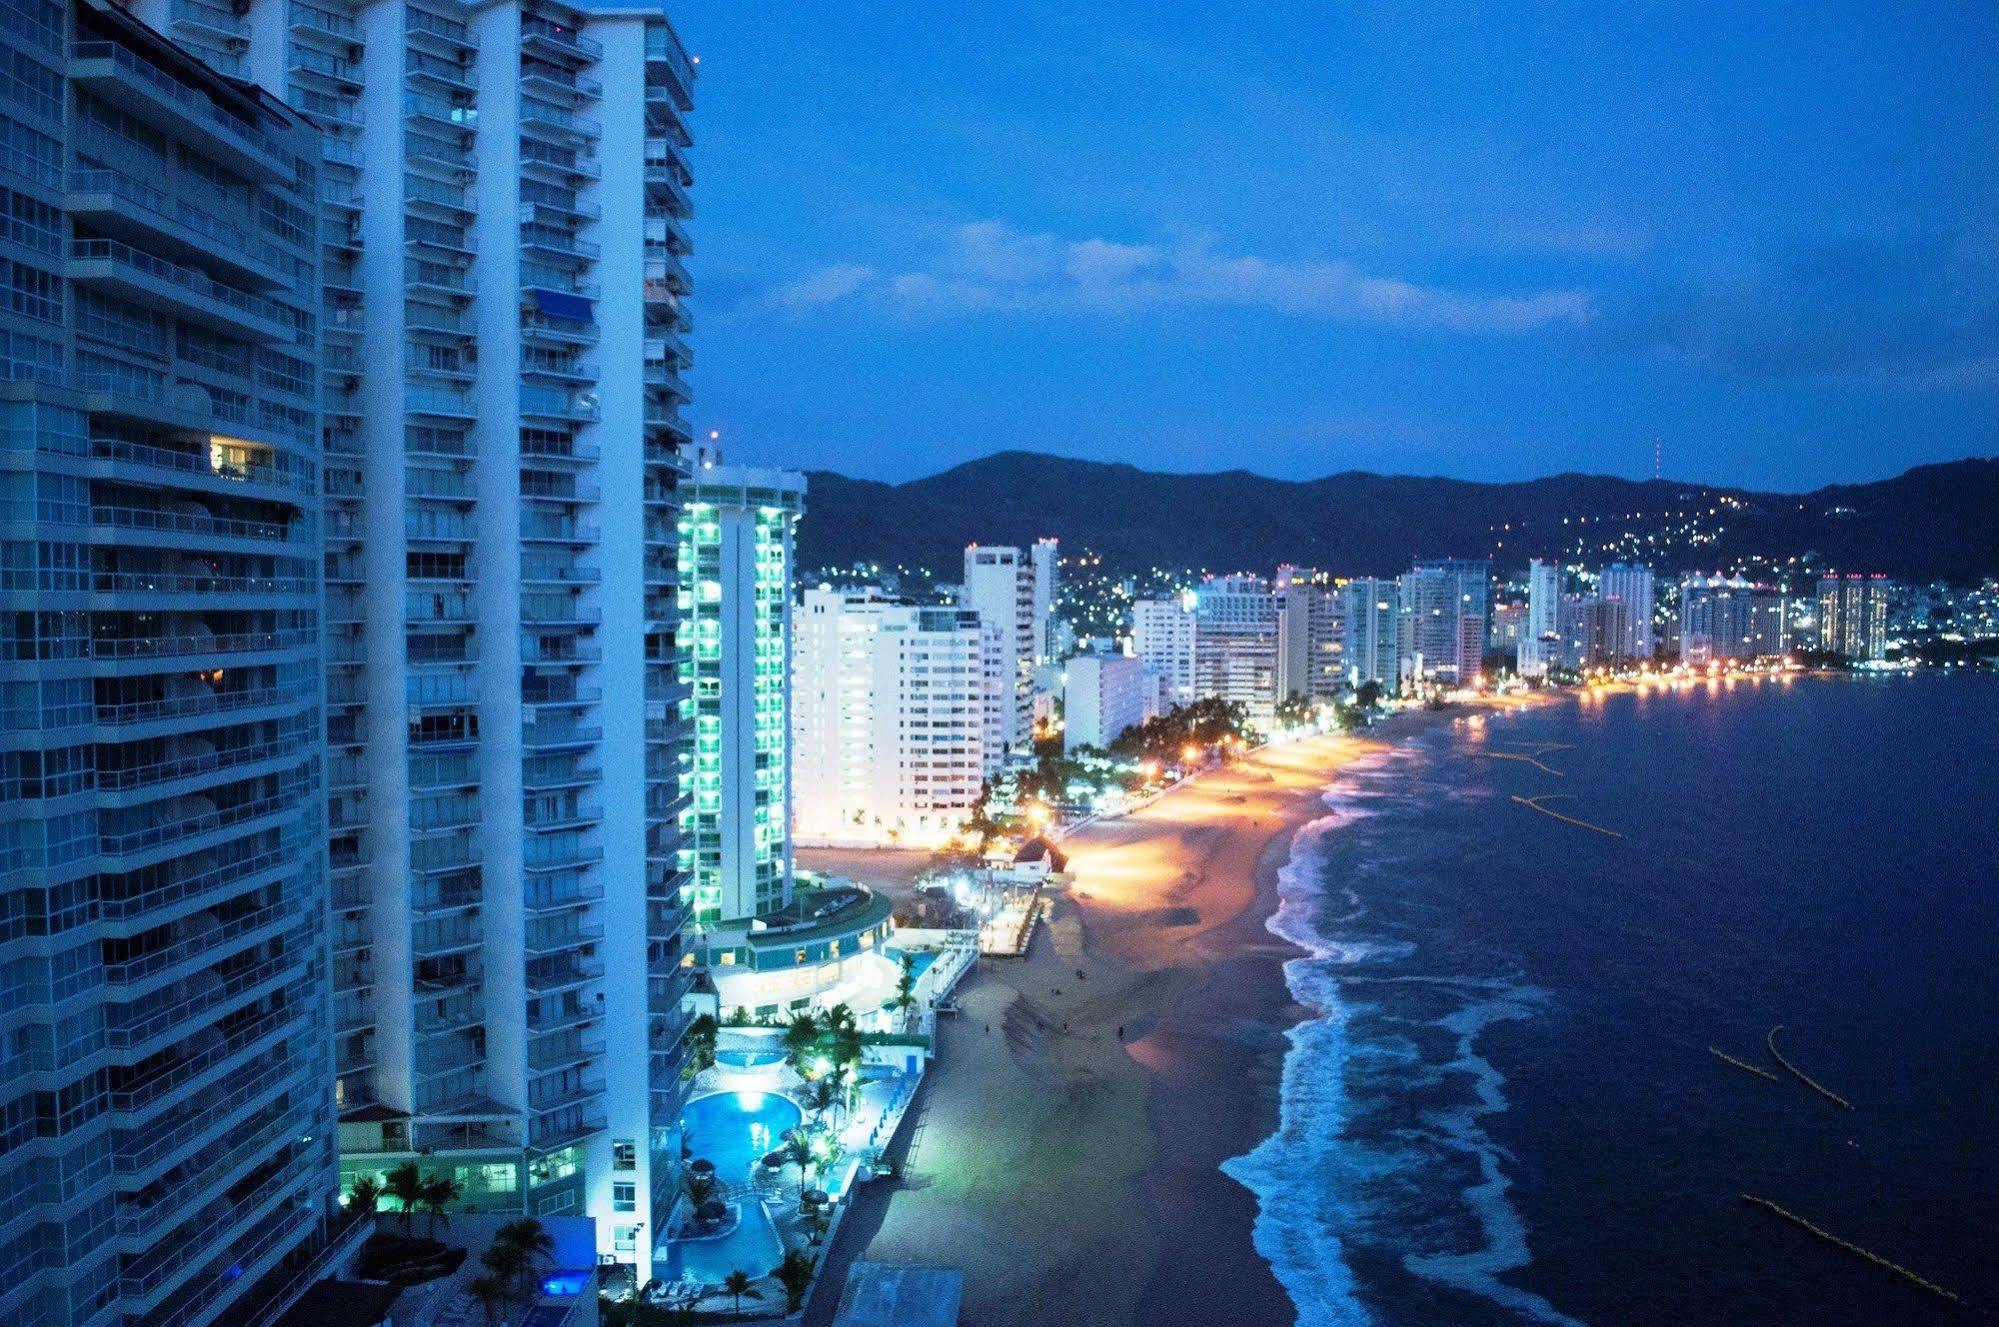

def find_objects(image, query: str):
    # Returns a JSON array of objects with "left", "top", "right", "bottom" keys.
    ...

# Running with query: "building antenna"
[{"left": 1653, "top": 436, "right": 1662, "bottom": 481}]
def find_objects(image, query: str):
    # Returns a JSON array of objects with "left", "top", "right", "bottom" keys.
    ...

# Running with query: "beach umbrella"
[
  {"left": 689, "top": 1158, "right": 715, "bottom": 1174},
  {"left": 761, "top": 1150, "right": 787, "bottom": 1168},
  {"left": 801, "top": 1189, "right": 829, "bottom": 1208}
]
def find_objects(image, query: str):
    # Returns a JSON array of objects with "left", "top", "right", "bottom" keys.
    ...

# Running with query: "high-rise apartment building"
[
  {"left": 1274, "top": 567, "right": 1345, "bottom": 704},
  {"left": 1340, "top": 578, "right": 1400, "bottom": 692},
  {"left": 1030, "top": 535, "right": 1059, "bottom": 662},
  {"left": 1596, "top": 562, "right": 1656, "bottom": 659},
  {"left": 677, "top": 455, "right": 803, "bottom": 927},
  {"left": 962, "top": 543, "right": 1037, "bottom": 757},
  {"left": 1679, "top": 576, "right": 1787, "bottom": 663},
  {"left": 1816, "top": 574, "right": 1889, "bottom": 661},
  {"left": 0, "top": 4, "right": 345, "bottom": 1324},
  {"left": 1398, "top": 560, "right": 1486, "bottom": 685},
  {"left": 1192, "top": 574, "right": 1281, "bottom": 728},
  {"left": 792, "top": 588, "right": 988, "bottom": 846},
  {"left": 1062, "top": 653, "right": 1156, "bottom": 751},
  {"left": 1520, "top": 558, "right": 1561, "bottom": 678},
  {"left": 1132, "top": 593, "right": 1196, "bottom": 707},
  {"left": 129, "top": 0, "right": 703, "bottom": 1277}
]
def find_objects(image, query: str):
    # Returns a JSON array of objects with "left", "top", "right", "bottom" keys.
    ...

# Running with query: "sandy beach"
[{"left": 806, "top": 728, "right": 1409, "bottom": 1327}]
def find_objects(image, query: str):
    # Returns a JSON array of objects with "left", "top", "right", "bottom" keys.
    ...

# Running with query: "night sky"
[{"left": 667, "top": 2, "right": 1996, "bottom": 489}]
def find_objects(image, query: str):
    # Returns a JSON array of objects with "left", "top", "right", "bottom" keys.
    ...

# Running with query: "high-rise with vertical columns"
[
  {"left": 120, "top": 0, "right": 702, "bottom": 1278},
  {"left": 0, "top": 3, "right": 346, "bottom": 1323}
]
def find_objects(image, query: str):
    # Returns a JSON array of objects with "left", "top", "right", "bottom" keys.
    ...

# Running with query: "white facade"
[
  {"left": 1133, "top": 594, "right": 1197, "bottom": 707},
  {"left": 1063, "top": 653, "right": 1157, "bottom": 751},
  {"left": 679, "top": 458, "right": 804, "bottom": 926},
  {"left": 1597, "top": 562, "right": 1656, "bottom": 659},
  {"left": 1193, "top": 574, "right": 1281, "bottom": 727},
  {"left": 1030, "top": 536, "right": 1060, "bottom": 662},
  {"left": 1398, "top": 562, "right": 1486, "bottom": 685},
  {"left": 1520, "top": 558, "right": 1561, "bottom": 678},
  {"left": 136, "top": 0, "right": 703, "bottom": 1278},
  {"left": 793, "top": 588, "right": 988, "bottom": 845},
  {"left": 1340, "top": 578, "right": 1401, "bottom": 691},
  {"left": 962, "top": 543, "right": 1037, "bottom": 757}
]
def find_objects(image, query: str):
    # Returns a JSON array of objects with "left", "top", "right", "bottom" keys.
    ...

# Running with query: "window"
[
  {"left": 613, "top": 1181, "right": 635, "bottom": 1212},
  {"left": 613, "top": 1139, "right": 636, "bottom": 1171}
]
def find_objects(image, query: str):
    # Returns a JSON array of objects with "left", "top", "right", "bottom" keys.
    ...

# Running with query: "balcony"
[
  {"left": 68, "top": 42, "right": 296, "bottom": 182},
  {"left": 522, "top": 15, "right": 602, "bottom": 63},
  {"left": 66, "top": 239, "right": 292, "bottom": 344}
]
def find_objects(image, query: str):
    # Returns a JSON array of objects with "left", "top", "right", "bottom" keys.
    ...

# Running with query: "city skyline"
[{"left": 668, "top": 2, "right": 1996, "bottom": 489}]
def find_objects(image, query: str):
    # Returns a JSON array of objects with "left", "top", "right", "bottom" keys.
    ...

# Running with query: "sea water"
[{"left": 1224, "top": 673, "right": 1999, "bottom": 1326}]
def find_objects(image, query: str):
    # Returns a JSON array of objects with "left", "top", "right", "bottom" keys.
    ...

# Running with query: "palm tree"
[
  {"left": 468, "top": 1273, "right": 507, "bottom": 1327},
  {"left": 780, "top": 1012, "right": 819, "bottom": 1073},
  {"left": 772, "top": 1248, "right": 817, "bottom": 1315},
  {"left": 419, "top": 1171, "right": 461, "bottom": 1238},
  {"left": 495, "top": 1217, "right": 555, "bottom": 1296},
  {"left": 383, "top": 1161, "right": 425, "bottom": 1237},
  {"left": 721, "top": 1270, "right": 761, "bottom": 1319},
  {"left": 804, "top": 1076, "right": 838, "bottom": 1125},
  {"left": 479, "top": 1242, "right": 526, "bottom": 1301},
  {"left": 347, "top": 1175, "right": 382, "bottom": 1217},
  {"left": 777, "top": 1127, "right": 814, "bottom": 1202}
]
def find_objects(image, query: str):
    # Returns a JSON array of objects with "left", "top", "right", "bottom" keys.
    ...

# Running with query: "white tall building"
[
  {"left": 1520, "top": 558, "right": 1561, "bottom": 678},
  {"left": 678, "top": 456, "right": 804, "bottom": 927},
  {"left": 792, "top": 588, "right": 989, "bottom": 845},
  {"left": 1031, "top": 536, "right": 1060, "bottom": 662},
  {"left": 1133, "top": 594, "right": 1197, "bottom": 706},
  {"left": 1398, "top": 560, "right": 1487, "bottom": 685},
  {"left": 962, "top": 543, "right": 1037, "bottom": 757},
  {"left": 1193, "top": 574, "right": 1281, "bottom": 728},
  {"left": 1063, "top": 654, "right": 1157, "bottom": 751},
  {"left": 1597, "top": 562, "right": 1656, "bottom": 659},
  {"left": 1340, "top": 578, "right": 1401, "bottom": 692},
  {"left": 134, "top": 0, "right": 704, "bottom": 1277}
]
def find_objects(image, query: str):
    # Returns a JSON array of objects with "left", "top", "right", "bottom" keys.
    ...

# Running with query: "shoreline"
[{"left": 815, "top": 717, "right": 1449, "bottom": 1326}]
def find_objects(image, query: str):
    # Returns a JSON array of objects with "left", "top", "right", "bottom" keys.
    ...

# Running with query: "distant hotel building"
[
  {"left": 962, "top": 543, "right": 1044, "bottom": 760},
  {"left": 1679, "top": 575, "right": 1787, "bottom": 663},
  {"left": 1816, "top": 574, "right": 1889, "bottom": 661},
  {"left": 1275, "top": 566, "right": 1345, "bottom": 704},
  {"left": 1340, "top": 578, "right": 1401, "bottom": 692},
  {"left": 792, "top": 588, "right": 989, "bottom": 846},
  {"left": 1398, "top": 558, "right": 1488, "bottom": 685},
  {"left": 1192, "top": 574, "right": 1282, "bottom": 728},
  {"left": 1597, "top": 562, "right": 1656, "bottom": 659},
  {"left": 1063, "top": 653, "right": 1157, "bottom": 751},
  {"left": 1519, "top": 558, "right": 1561, "bottom": 678},
  {"left": 1132, "top": 593, "right": 1196, "bottom": 706},
  {"left": 0, "top": 4, "right": 342, "bottom": 1324}
]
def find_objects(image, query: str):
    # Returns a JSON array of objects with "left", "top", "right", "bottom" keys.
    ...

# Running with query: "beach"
[{"left": 806, "top": 728, "right": 1410, "bottom": 1327}]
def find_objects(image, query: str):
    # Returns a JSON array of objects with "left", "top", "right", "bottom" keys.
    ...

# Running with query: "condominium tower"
[
  {"left": 124, "top": 0, "right": 703, "bottom": 1277},
  {"left": 1132, "top": 593, "right": 1196, "bottom": 706},
  {"left": 1192, "top": 574, "right": 1282, "bottom": 728},
  {"left": 0, "top": 5, "right": 343, "bottom": 1324},
  {"left": 677, "top": 454, "right": 804, "bottom": 927},
  {"left": 962, "top": 543, "right": 1038, "bottom": 758},
  {"left": 1398, "top": 560, "right": 1487, "bottom": 685},
  {"left": 1519, "top": 558, "right": 1560, "bottom": 678},
  {"left": 1816, "top": 574, "right": 1889, "bottom": 662},
  {"left": 792, "top": 588, "right": 988, "bottom": 846},
  {"left": 1596, "top": 562, "right": 1656, "bottom": 659},
  {"left": 1340, "top": 578, "right": 1400, "bottom": 692}
]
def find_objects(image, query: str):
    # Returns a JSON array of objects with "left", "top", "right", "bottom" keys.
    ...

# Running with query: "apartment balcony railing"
[
  {"left": 67, "top": 239, "right": 292, "bottom": 343},
  {"left": 69, "top": 42, "right": 296, "bottom": 180}
]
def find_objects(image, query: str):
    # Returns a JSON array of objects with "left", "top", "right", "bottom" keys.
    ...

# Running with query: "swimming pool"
[
  {"left": 714, "top": 1045, "right": 787, "bottom": 1069},
  {"left": 669, "top": 1091, "right": 805, "bottom": 1286}
]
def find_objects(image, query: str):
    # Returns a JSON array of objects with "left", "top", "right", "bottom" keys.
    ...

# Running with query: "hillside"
[{"left": 796, "top": 452, "right": 1999, "bottom": 583}]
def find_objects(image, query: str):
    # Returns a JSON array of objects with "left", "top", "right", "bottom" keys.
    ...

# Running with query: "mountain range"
[{"left": 796, "top": 452, "right": 1999, "bottom": 584}]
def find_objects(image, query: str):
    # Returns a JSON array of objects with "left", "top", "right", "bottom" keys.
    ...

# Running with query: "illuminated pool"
[
  {"left": 670, "top": 1091, "right": 804, "bottom": 1286},
  {"left": 714, "top": 1046, "right": 787, "bottom": 1070}
]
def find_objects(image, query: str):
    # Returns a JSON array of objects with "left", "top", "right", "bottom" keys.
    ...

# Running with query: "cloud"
[
  {"left": 755, "top": 262, "right": 877, "bottom": 311},
  {"left": 747, "top": 221, "right": 1592, "bottom": 334}
]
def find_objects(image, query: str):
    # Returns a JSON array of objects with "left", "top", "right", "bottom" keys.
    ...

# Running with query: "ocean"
[{"left": 1224, "top": 673, "right": 1999, "bottom": 1326}]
